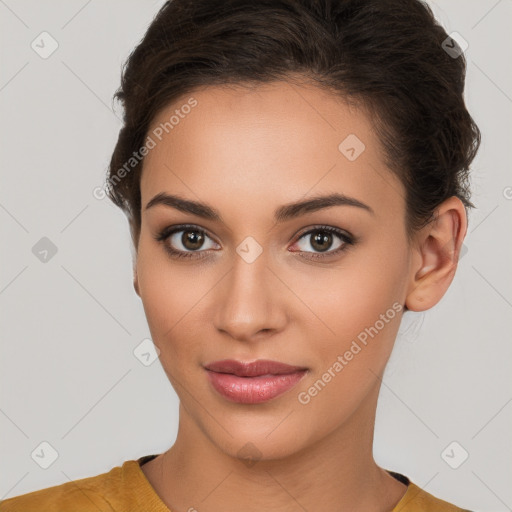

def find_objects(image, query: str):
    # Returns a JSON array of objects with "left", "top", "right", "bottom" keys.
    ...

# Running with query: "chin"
[{"left": 202, "top": 415, "right": 318, "bottom": 465}]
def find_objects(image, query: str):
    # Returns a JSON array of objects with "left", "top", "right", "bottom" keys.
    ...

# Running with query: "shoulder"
[
  {"left": 393, "top": 479, "right": 474, "bottom": 512},
  {"left": 0, "top": 460, "right": 135, "bottom": 512}
]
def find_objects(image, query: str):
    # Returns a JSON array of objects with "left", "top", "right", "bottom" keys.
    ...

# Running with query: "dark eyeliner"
[
  {"left": 153, "top": 224, "right": 356, "bottom": 261},
  {"left": 292, "top": 225, "right": 356, "bottom": 260},
  {"left": 153, "top": 224, "right": 213, "bottom": 260}
]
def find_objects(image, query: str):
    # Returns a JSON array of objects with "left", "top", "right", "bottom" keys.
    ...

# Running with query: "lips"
[
  {"left": 204, "top": 359, "right": 309, "bottom": 404},
  {"left": 204, "top": 359, "right": 307, "bottom": 377}
]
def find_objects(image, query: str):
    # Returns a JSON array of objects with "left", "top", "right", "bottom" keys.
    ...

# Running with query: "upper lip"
[{"left": 204, "top": 359, "right": 308, "bottom": 377}]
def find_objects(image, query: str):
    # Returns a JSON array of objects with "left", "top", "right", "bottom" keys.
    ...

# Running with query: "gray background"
[{"left": 1, "top": 1, "right": 511, "bottom": 510}]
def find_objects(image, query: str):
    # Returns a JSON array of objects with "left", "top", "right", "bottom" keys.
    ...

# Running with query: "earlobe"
[
  {"left": 133, "top": 269, "right": 140, "bottom": 297},
  {"left": 405, "top": 197, "right": 467, "bottom": 312},
  {"left": 131, "top": 240, "right": 140, "bottom": 297}
]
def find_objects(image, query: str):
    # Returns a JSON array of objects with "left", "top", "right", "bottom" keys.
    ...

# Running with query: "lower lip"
[{"left": 206, "top": 369, "right": 307, "bottom": 404}]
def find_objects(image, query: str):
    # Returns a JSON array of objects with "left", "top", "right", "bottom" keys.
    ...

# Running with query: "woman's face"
[{"left": 135, "top": 81, "right": 414, "bottom": 460}]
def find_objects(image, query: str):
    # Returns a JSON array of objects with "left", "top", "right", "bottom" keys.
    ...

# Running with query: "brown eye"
[
  {"left": 296, "top": 228, "right": 345, "bottom": 253},
  {"left": 167, "top": 228, "right": 218, "bottom": 254},
  {"left": 181, "top": 229, "right": 205, "bottom": 250},
  {"left": 290, "top": 225, "right": 355, "bottom": 260},
  {"left": 155, "top": 224, "right": 220, "bottom": 260},
  {"left": 310, "top": 230, "right": 334, "bottom": 252}
]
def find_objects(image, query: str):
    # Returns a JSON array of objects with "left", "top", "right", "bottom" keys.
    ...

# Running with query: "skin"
[{"left": 133, "top": 80, "right": 466, "bottom": 512}]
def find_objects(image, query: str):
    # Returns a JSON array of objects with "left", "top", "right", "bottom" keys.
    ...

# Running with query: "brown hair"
[{"left": 106, "top": 0, "right": 481, "bottom": 249}]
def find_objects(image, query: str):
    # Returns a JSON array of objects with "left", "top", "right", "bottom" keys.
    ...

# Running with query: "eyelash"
[{"left": 153, "top": 224, "right": 356, "bottom": 261}]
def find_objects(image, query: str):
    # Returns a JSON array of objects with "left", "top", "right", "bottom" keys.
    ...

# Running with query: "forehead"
[{"left": 140, "top": 81, "right": 404, "bottom": 221}]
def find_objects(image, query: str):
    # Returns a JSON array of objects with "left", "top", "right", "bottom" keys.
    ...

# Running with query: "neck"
[{"left": 147, "top": 384, "right": 407, "bottom": 512}]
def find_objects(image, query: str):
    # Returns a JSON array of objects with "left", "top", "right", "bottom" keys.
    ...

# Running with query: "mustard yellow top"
[{"left": 0, "top": 455, "right": 473, "bottom": 511}]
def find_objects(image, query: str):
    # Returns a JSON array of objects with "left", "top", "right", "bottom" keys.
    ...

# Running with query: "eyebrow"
[{"left": 145, "top": 192, "right": 374, "bottom": 222}]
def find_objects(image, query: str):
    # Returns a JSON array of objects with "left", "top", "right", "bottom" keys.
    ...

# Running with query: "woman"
[{"left": 0, "top": 0, "right": 480, "bottom": 510}]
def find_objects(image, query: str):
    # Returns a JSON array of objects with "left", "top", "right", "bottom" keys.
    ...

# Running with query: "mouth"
[{"left": 203, "top": 359, "right": 309, "bottom": 404}]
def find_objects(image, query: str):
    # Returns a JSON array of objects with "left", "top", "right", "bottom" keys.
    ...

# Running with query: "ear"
[
  {"left": 130, "top": 234, "right": 140, "bottom": 297},
  {"left": 405, "top": 196, "right": 467, "bottom": 312},
  {"left": 133, "top": 266, "right": 140, "bottom": 297}
]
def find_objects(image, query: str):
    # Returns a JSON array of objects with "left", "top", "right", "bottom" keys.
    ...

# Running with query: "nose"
[{"left": 213, "top": 251, "right": 288, "bottom": 343}]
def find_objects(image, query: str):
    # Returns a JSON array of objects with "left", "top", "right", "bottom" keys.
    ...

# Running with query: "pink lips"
[{"left": 204, "top": 359, "right": 308, "bottom": 404}]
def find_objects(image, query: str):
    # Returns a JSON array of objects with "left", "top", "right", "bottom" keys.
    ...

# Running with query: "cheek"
[
  {"left": 136, "top": 238, "right": 200, "bottom": 353},
  {"left": 294, "top": 242, "right": 406, "bottom": 337},
  {"left": 293, "top": 264, "right": 406, "bottom": 428},
  {"left": 292, "top": 232, "right": 408, "bottom": 378}
]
